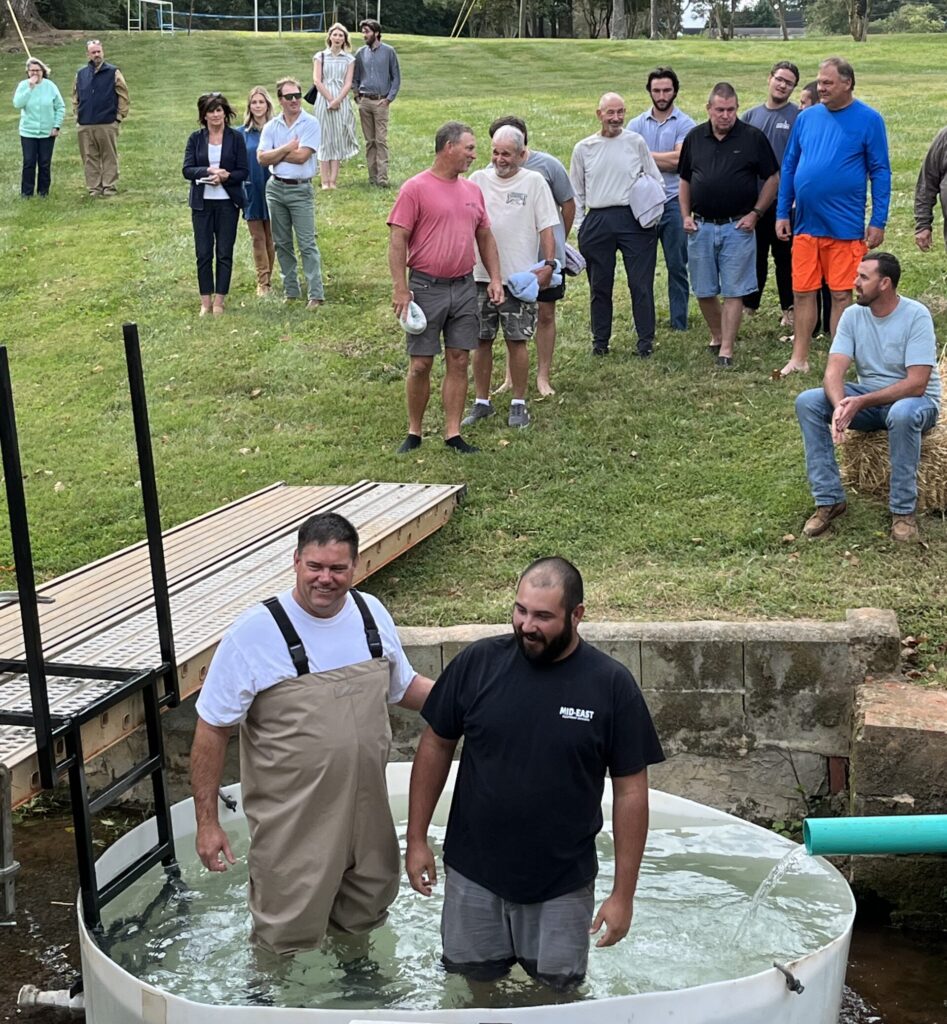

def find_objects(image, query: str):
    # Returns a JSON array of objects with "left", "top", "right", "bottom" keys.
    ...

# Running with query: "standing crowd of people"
[{"left": 11, "top": 39, "right": 944, "bottom": 542}]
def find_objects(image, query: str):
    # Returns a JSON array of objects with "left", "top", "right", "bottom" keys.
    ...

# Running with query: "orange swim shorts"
[{"left": 791, "top": 234, "right": 868, "bottom": 293}]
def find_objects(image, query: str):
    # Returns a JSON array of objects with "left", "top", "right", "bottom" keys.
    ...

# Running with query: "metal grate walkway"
[{"left": 0, "top": 480, "right": 464, "bottom": 808}]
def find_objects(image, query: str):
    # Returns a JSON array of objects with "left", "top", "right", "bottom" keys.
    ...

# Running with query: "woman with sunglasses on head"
[
  {"left": 237, "top": 86, "right": 276, "bottom": 296},
  {"left": 183, "top": 92, "right": 248, "bottom": 316},
  {"left": 13, "top": 56, "right": 65, "bottom": 198}
]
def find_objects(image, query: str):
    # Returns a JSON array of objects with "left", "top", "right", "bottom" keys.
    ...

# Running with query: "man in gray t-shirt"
[
  {"left": 489, "top": 116, "right": 576, "bottom": 397},
  {"left": 741, "top": 60, "right": 799, "bottom": 321},
  {"left": 795, "top": 253, "right": 941, "bottom": 543}
]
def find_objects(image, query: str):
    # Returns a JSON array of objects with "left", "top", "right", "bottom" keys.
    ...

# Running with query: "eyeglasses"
[
  {"left": 280, "top": 92, "right": 302, "bottom": 101},
  {"left": 772, "top": 76, "right": 797, "bottom": 87}
]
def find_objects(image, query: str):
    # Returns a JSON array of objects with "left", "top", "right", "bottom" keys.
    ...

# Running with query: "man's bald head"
[
  {"left": 518, "top": 557, "right": 584, "bottom": 615},
  {"left": 596, "top": 92, "right": 627, "bottom": 137}
]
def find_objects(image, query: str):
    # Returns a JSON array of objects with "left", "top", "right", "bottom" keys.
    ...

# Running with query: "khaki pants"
[
  {"left": 246, "top": 218, "right": 275, "bottom": 287},
  {"left": 358, "top": 97, "right": 390, "bottom": 186},
  {"left": 77, "top": 122, "right": 120, "bottom": 196}
]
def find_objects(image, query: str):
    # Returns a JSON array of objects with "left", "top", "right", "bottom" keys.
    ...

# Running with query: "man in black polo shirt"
[
  {"left": 679, "top": 83, "right": 779, "bottom": 367},
  {"left": 406, "top": 557, "right": 664, "bottom": 990}
]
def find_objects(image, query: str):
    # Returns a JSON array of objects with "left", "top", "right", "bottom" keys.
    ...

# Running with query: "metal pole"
[
  {"left": 254, "top": 0, "right": 257, "bottom": 32},
  {"left": 121, "top": 325, "right": 179, "bottom": 707},
  {"left": 0, "top": 348, "right": 55, "bottom": 788},
  {"left": 277, "top": 0, "right": 282, "bottom": 37},
  {"left": 4, "top": 0, "right": 32, "bottom": 57}
]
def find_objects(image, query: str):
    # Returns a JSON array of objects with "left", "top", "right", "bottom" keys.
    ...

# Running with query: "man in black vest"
[{"left": 72, "top": 39, "right": 129, "bottom": 197}]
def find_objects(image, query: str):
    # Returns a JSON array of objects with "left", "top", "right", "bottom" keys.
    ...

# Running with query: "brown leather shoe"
[
  {"left": 803, "top": 501, "right": 847, "bottom": 538},
  {"left": 890, "top": 513, "right": 919, "bottom": 543}
]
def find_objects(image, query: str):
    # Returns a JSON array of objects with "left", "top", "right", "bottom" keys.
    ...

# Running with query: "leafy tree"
[{"left": 871, "top": 0, "right": 944, "bottom": 30}]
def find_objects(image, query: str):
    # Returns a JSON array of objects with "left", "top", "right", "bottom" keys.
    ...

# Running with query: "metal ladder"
[{"left": 0, "top": 324, "right": 180, "bottom": 933}]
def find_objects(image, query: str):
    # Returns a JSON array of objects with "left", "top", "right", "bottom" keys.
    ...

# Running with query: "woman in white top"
[
  {"left": 312, "top": 22, "right": 359, "bottom": 190},
  {"left": 182, "top": 93, "right": 248, "bottom": 316}
]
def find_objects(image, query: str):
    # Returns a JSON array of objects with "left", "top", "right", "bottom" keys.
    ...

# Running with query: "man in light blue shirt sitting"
[
  {"left": 628, "top": 67, "right": 696, "bottom": 331},
  {"left": 795, "top": 253, "right": 940, "bottom": 543},
  {"left": 258, "top": 77, "right": 325, "bottom": 308}
]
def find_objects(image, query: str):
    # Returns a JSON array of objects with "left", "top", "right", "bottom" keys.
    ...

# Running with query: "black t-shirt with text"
[{"left": 422, "top": 635, "right": 665, "bottom": 904}]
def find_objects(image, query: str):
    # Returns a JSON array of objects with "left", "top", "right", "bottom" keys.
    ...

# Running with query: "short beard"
[{"left": 514, "top": 619, "right": 574, "bottom": 666}]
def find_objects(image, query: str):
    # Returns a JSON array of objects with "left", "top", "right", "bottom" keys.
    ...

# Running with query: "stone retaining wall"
[
  {"left": 94, "top": 607, "right": 900, "bottom": 824},
  {"left": 85, "top": 606, "right": 947, "bottom": 929}
]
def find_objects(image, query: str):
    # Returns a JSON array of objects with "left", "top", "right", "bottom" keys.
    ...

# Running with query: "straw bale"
[{"left": 840, "top": 359, "right": 947, "bottom": 513}]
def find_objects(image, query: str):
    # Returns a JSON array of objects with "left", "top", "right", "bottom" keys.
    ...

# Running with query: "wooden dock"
[{"left": 0, "top": 481, "right": 464, "bottom": 807}]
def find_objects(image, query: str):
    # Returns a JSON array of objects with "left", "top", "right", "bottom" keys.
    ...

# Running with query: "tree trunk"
[
  {"left": 767, "top": 0, "right": 789, "bottom": 39},
  {"left": 611, "top": 0, "right": 627, "bottom": 37},
  {"left": 650, "top": 0, "right": 659, "bottom": 36},
  {"left": 1, "top": 0, "right": 50, "bottom": 40},
  {"left": 848, "top": 0, "right": 869, "bottom": 39}
]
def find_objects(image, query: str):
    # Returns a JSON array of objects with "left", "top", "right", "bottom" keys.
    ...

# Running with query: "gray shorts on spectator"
[
  {"left": 406, "top": 270, "right": 479, "bottom": 357},
  {"left": 441, "top": 867, "right": 595, "bottom": 989}
]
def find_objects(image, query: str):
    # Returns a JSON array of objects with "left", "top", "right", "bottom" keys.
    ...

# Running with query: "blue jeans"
[
  {"left": 659, "top": 198, "right": 689, "bottom": 329},
  {"left": 795, "top": 384, "right": 939, "bottom": 515},
  {"left": 687, "top": 219, "right": 757, "bottom": 298}
]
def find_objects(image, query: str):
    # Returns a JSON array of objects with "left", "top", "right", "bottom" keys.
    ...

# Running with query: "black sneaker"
[
  {"left": 592, "top": 345, "right": 609, "bottom": 357},
  {"left": 445, "top": 435, "right": 479, "bottom": 454},
  {"left": 396, "top": 433, "right": 422, "bottom": 453}
]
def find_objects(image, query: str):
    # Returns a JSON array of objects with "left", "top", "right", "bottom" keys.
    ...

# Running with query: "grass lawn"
[{"left": 1, "top": 31, "right": 945, "bottom": 682}]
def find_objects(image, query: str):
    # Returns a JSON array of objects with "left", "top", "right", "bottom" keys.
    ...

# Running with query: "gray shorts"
[
  {"left": 476, "top": 283, "right": 537, "bottom": 343},
  {"left": 406, "top": 270, "right": 479, "bottom": 357},
  {"left": 441, "top": 867, "right": 595, "bottom": 989}
]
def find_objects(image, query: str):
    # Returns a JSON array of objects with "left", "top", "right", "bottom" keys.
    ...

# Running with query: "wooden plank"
[
  {"left": 0, "top": 481, "right": 464, "bottom": 807},
  {"left": 0, "top": 482, "right": 372, "bottom": 659}
]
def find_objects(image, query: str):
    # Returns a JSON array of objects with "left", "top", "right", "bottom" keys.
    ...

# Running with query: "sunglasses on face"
[{"left": 280, "top": 92, "right": 302, "bottom": 101}]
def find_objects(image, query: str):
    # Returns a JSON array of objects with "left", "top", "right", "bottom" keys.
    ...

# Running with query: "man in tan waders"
[{"left": 190, "top": 512, "right": 432, "bottom": 955}]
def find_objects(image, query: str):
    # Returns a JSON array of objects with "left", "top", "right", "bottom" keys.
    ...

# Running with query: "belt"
[
  {"left": 409, "top": 270, "right": 472, "bottom": 285},
  {"left": 272, "top": 176, "right": 312, "bottom": 185},
  {"left": 693, "top": 213, "right": 746, "bottom": 225},
  {"left": 359, "top": 93, "right": 385, "bottom": 100}
]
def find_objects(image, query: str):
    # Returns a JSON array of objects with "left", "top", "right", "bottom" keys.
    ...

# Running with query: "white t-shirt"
[
  {"left": 469, "top": 166, "right": 560, "bottom": 284},
  {"left": 203, "top": 142, "right": 229, "bottom": 200},
  {"left": 195, "top": 589, "right": 415, "bottom": 727}
]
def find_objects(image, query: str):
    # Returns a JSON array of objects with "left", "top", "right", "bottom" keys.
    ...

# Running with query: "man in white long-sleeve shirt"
[{"left": 570, "top": 92, "right": 663, "bottom": 357}]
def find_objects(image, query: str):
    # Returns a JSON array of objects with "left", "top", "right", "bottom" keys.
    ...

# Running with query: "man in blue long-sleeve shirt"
[
  {"left": 354, "top": 19, "right": 400, "bottom": 188},
  {"left": 776, "top": 57, "right": 890, "bottom": 378}
]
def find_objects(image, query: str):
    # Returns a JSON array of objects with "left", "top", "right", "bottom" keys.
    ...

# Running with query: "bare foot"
[
  {"left": 779, "top": 360, "right": 810, "bottom": 378},
  {"left": 321, "top": 184, "right": 330, "bottom": 190},
  {"left": 491, "top": 378, "right": 513, "bottom": 396},
  {"left": 536, "top": 378, "right": 556, "bottom": 398},
  {"left": 212, "top": 304, "right": 225, "bottom": 316}
]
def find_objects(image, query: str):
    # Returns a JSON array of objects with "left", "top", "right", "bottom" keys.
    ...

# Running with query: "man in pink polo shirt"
[{"left": 388, "top": 121, "right": 503, "bottom": 454}]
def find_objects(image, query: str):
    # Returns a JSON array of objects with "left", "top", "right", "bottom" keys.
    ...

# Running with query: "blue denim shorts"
[{"left": 686, "top": 218, "right": 757, "bottom": 298}]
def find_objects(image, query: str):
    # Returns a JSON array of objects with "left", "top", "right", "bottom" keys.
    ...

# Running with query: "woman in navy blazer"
[{"left": 182, "top": 93, "right": 248, "bottom": 316}]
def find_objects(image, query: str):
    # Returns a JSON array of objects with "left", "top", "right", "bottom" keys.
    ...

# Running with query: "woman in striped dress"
[{"left": 312, "top": 23, "right": 359, "bottom": 190}]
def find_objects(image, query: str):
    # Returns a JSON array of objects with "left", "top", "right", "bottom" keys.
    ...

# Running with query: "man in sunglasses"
[{"left": 258, "top": 77, "right": 325, "bottom": 308}]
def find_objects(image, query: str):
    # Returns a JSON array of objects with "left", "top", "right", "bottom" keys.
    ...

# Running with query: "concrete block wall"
[
  {"left": 87, "top": 609, "right": 901, "bottom": 826},
  {"left": 845, "top": 680, "right": 947, "bottom": 929}
]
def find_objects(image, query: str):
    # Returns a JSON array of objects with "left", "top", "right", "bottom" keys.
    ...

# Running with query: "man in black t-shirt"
[
  {"left": 678, "top": 82, "right": 779, "bottom": 367},
  {"left": 406, "top": 557, "right": 664, "bottom": 989}
]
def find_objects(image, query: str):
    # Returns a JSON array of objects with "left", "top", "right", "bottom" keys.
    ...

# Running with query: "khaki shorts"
[
  {"left": 440, "top": 867, "right": 595, "bottom": 989},
  {"left": 476, "top": 283, "right": 537, "bottom": 342}
]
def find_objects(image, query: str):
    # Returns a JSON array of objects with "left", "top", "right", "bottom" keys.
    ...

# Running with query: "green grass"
[{"left": 1, "top": 31, "right": 945, "bottom": 682}]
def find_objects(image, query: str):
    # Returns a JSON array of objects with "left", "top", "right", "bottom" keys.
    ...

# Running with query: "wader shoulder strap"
[
  {"left": 262, "top": 597, "right": 310, "bottom": 677},
  {"left": 350, "top": 590, "right": 384, "bottom": 659}
]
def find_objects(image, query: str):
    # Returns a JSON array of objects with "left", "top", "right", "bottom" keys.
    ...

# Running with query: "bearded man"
[{"left": 405, "top": 557, "right": 664, "bottom": 990}]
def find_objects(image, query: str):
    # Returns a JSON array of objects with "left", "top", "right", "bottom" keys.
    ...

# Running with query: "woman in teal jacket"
[{"left": 13, "top": 57, "right": 65, "bottom": 198}]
